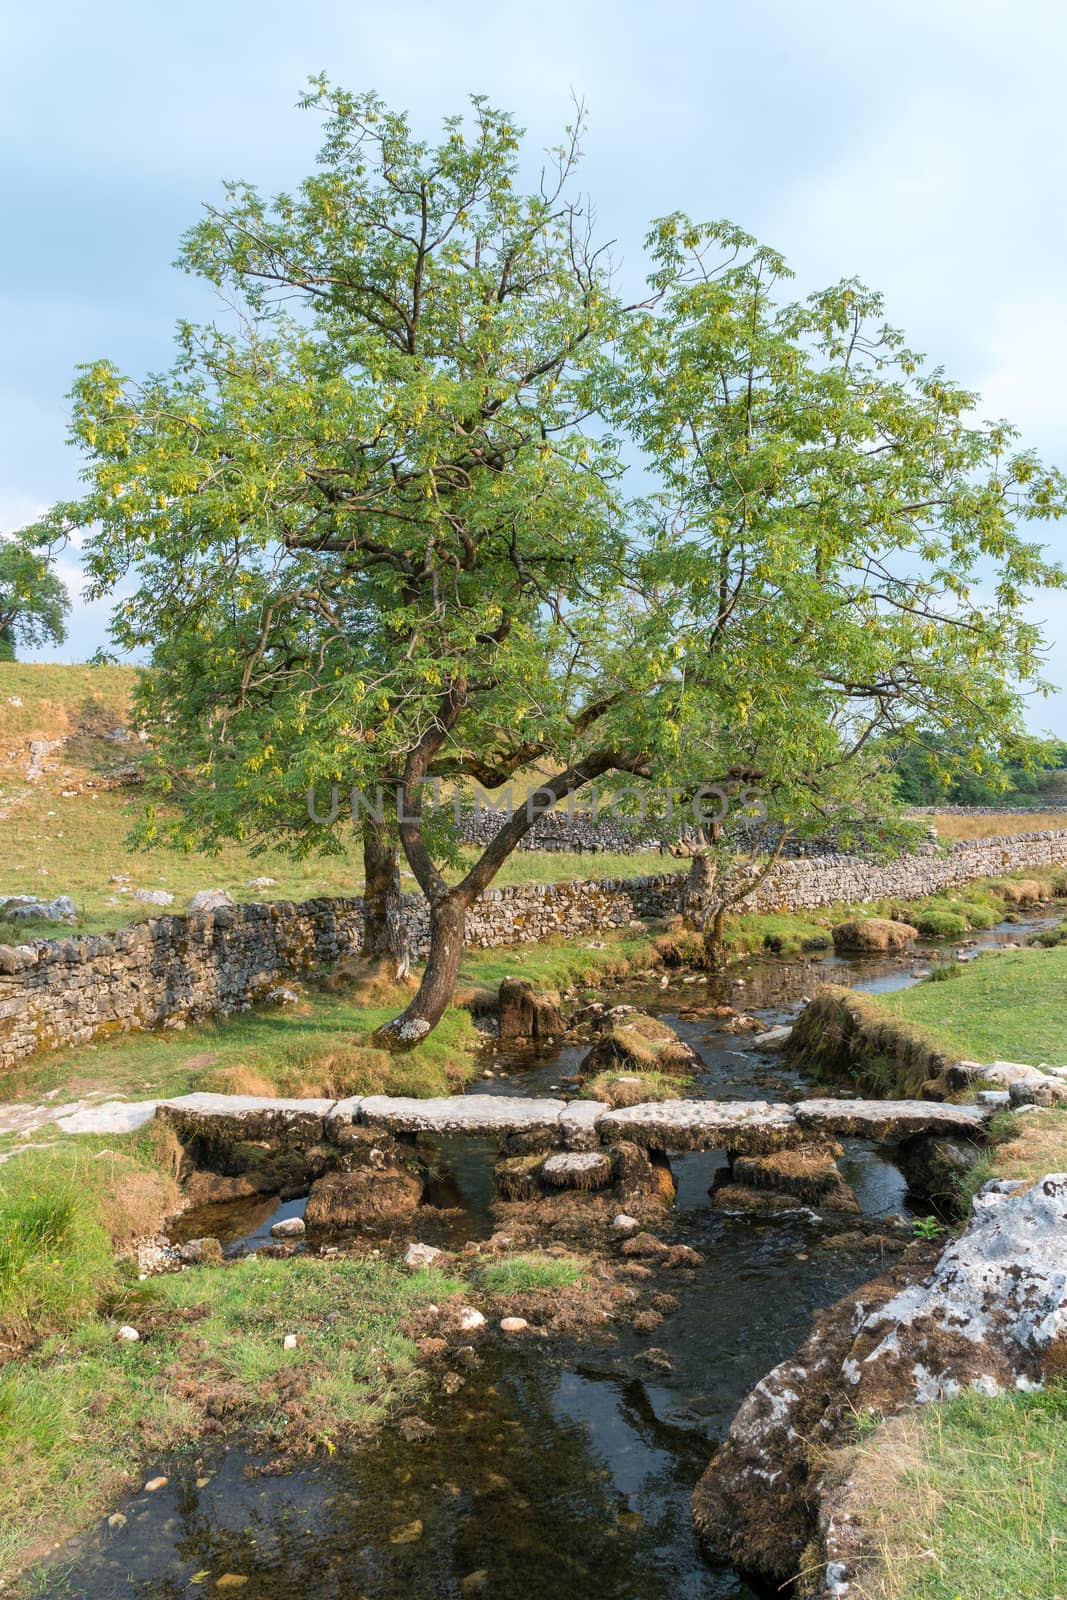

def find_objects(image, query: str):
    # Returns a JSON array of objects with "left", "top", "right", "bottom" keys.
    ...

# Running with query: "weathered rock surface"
[
  {"left": 558, "top": 1099, "right": 604, "bottom": 1151},
  {"left": 601, "top": 1099, "right": 805, "bottom": 1154},
  {"left": 580, "top": 1009, "right": 699, "bottom": 1077},
  {"left": 692, "top": 1175, "right": 1067, "bottom": 1585},
  {"left": 359, "top": 1094, "right": 567, "bottom": 1137},
  {"left": 730, "top": 1141, "right": 859, "bottom": 1211},
  {"left": 794, "top": 1097, "right": 989, "bottom": 1141},
  {"left": 157, "top": 1093, "right": 334, "bottom": 1147},
  {"left": 187, "top": 889, "right": 237, "bottom": 913},
  {"left": 304, "top": 1166, "right": 423, "bottom": 1229},
  {"left": 540, "top": 1151, "right": 614, "bottom": 1191},
  {"left": 896, "top": 1131, "right": 983, "bottom": 1206}
]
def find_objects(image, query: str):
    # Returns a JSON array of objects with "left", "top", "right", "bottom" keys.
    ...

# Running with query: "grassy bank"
[
  {"left": 841, "top": 1387, "right": 1067, "bottom": 1600},
  {"left": 874, "top": 945, "right": 1067, "bottom": 1066}
]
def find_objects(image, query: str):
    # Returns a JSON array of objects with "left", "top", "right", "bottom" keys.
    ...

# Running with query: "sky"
[{"left": 3, "top": 0, "right": 1067, "bottom": 734}]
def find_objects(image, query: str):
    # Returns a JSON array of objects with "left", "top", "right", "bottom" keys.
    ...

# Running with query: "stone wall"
[
  {"left": 1, "top": 830, "right": 1065, "bottom": 1072},
  {"left": 745, "top": 828, "right": 1067, "bottom": 911}
]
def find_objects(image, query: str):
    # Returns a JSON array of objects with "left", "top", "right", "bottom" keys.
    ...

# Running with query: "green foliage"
[
  {"left": 0, "top": 533, "right": 69, "bottom": 656},
  {"left": 887, "top": 728, "right": 1067, "bottom": 806},
  {"left": 923, "top": 958, "right": 963, "bottom": 983}
]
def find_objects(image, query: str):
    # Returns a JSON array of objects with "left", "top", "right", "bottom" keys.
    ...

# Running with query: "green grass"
[
  {"left": 850, "top": 1387, "right": 1067, "bottom": 1600},
  {"left": 475, "top": 1251, "right": 585, "bottom": 1293},
  {"left": 873, "top": 945, "right": 1067, "bottom": 1066},
  {"left": 457, "top": 927, "right": 660, "bottom": 993}
]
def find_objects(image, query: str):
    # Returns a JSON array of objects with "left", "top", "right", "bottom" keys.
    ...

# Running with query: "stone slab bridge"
[{"left": 48, "top": 1090, "right": 992, "bottom": 1153}]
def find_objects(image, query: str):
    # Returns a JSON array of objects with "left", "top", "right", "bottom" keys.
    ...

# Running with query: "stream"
[{"left": 40, "top": 914, "right": 1053, "bottom": 1598}]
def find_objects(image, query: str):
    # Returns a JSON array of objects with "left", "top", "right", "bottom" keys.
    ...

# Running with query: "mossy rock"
[{"left": 831, "top": 917, "right": 918, "bottom": 954}]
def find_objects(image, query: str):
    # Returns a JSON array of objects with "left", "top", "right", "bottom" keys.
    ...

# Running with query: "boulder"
[
  {"left": 830, "top": 918, "right": 918, "bottom": 954},
  {"left": 692, "top": 1175, "right": 1067, "bottom": 1585},
  {"left": 896, "top": 1132, "right": 983, "bottom": 1206},
  {"left": 187, "top": 889, "right": 236, "bottom": 913},
  {"left": 580, "top": 1009, "right": 698, "bottom": 1076},
  {"left": 0, "top": 893, "right": 77, "bottom": 923},
  {"left": 1009, "top": 1074, "right": 1067, "bottom": 1108},
  {"left": 730, "top": 1141, "right": 859, "bottom": 1211},
  {"left": 404, "top": 1242, "right": 445, "bottom": 1271},
  {"left": 304, "top": 1166, "right": 423, "bottom": 1229},
  {"left": 497, "top": 977, "right": 566, "bottom": 1039},
  {"left": 133, "top": 888, "right": 175, "bottom": 907},
  {"left": 540, "top": 1151, "right": 614, "bottom": 1191}
]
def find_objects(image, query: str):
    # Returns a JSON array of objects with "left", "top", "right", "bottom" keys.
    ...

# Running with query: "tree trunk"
[
  {"left": 703, "top": 905, "right": 728, "bottom": 968},
  {"left": 372, "top": 893, "right": 466, "bottom": 1050},
  {"left": 361, "top": 817, "right": 410, "bottom": 977}
]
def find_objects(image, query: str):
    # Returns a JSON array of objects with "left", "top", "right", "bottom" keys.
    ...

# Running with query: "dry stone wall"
[{"left": 0, "top": 831, "right": 1065, "bottom": 1072}]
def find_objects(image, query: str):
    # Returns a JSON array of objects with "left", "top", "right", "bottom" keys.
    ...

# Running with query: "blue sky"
[{"left": 3, "top": 0, "right": 1067, "bottom": 733}]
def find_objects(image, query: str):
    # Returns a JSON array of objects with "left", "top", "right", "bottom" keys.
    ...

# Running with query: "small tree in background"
[
  {"left": 32, "top": 85, "right": 1067, "bottom": 1040},
  {"left": 0, "top": 532, "right": 69, "bottom": 661}
]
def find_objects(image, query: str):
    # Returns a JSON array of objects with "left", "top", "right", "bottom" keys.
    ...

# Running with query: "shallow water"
[{"left": 39, "top": 916, "right": 1043, "bottom": 1598}]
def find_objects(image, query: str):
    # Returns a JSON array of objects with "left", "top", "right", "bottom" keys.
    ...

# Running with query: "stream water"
[{"left": 40, "top": 915, "right": 1054, "bottom": 1598}]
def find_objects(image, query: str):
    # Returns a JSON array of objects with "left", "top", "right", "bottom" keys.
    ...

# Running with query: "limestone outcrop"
[{"left": 692, "top": 1174, "right": 1067, "bottom": 1588}]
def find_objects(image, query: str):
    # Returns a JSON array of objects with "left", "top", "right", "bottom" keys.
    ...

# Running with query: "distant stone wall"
[
  {"left": 745, "top": 829, "right": 1067, "bottom": 912},
  {"left": 907, "top": 804, "right": 1067, "bottom": 817},
  {"left": 1, "top": 830, "right": 1065, "bottom": 1071}
]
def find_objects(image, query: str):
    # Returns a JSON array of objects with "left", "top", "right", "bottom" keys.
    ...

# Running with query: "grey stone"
[
  {"left": 559, "top": 1098, "right": 604, "bottom": 1151},
  {"left": 793, "top": 1098, "right": 990, "bottom": 1140},
  {"left": 270, "top": 1216, "right": 306, "bottom": 1240},
  {"left": 187, "top": 889, "right": 236, "bottom": 913},
  {"left": 600, "top": 1099, "right": 805, "bottom": 1154},
  {"left": 359, "top": 1094, "right": 567, "bottom": 1137}
]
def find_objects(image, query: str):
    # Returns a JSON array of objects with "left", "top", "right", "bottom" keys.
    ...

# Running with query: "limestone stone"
[
  {"left": 600, "top": 1099, "right": 805, "bottom": 1154},
  {"left": 559, "top": 1098, "right": 604, "bottom": 1151},
  {"left": 793, "top": 1097, "right": 989, "bottom": 1141},
  {"left": 540, "top": 1151, "right": 613, "bottom": 1191},
  {"left": 359, "top": 1093, "right": 566, "bottom": 1137}
]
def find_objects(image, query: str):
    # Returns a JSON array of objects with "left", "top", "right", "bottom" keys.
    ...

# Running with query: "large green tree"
[
  {"left": 0, "top": 532, "right": 69, "bottom": 660},
  {"left": 35, "top": 86, "right": 1067, "bottom": 1041}
]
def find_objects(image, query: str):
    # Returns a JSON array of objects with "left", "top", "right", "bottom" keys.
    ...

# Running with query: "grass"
[
  {"left": 0, "top": 984, "right": 484, "bottom": 1114},
  {"left": 844, "top": 1388, "right": 1067, "bottom": 1600},
  {"left": 0, "top": 930, "right": 663, "bottom": 1118},
  {"left": 475, "top": 1251, "right": 585, "bottom": 1294},
  {"left": 583, "top": 1068, "right": 690, "bottom": 1107},
  {"left": 874, "top": 945, "right": 1067, "bottom": 1066},
  {"left": 929, "top": 810, "right": 1067, "bottom": 838}
]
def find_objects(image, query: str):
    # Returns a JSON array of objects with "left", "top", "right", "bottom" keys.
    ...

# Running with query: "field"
[{"left": 928, "top": 810, "right": 1067, "bottom": 838}]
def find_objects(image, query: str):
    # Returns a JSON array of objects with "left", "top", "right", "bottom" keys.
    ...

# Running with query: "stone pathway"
[{"left": 1, "top": 1089, "right": 995, "bottom": 1156}]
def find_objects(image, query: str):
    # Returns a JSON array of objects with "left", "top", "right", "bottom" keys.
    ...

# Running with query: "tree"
[
  {"left": 0, "top": 532, "right": 69, "bottom": 659},
  {"left": 34, "top": 87, "right": 1067, "bottom": 1038}
]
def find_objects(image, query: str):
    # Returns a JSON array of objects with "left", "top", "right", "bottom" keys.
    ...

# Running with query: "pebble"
[
  {"left": 612, "top": 1213, "right": 639, "bottom": 1235},
  {"left": 500, "top": 1316, "right": 529, "bottom": 1333},
  {"left": 118, "top": 1325, "right": 140, "bottom": 1342},
  {"left": 144, "top": 1476, "right": 168, "bottom": 1493},
  {"left": 270, "top": 1216, "right": 306, "bottom": 1240},
  {"left": 282, "top": 1334, "right": 298, "bottom": 1350},
  {"left": 106, "top": 1513, "right": 127, "bottom": 1530},
  {"left": 458, "top": 1307, "right": 486, "bottom": 1332},
  {"left": 389, "top": 1519, "right": 423, "bottom": 1545}
]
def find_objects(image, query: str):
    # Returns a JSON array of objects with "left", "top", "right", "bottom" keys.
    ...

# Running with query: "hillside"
[{"left": 0, "top": 664, "right": 664, "bottom": 935}]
